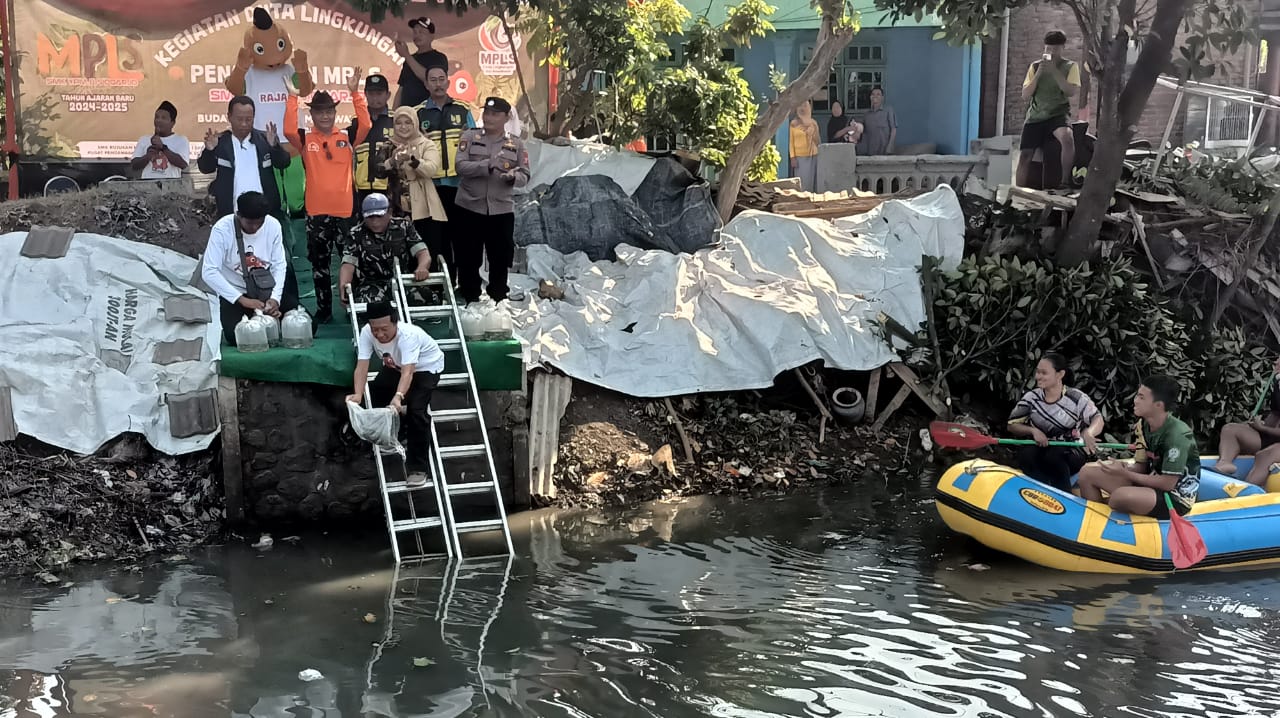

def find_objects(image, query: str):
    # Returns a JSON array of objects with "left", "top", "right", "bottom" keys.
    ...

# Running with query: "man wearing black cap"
[
  {"left": 454, "top": 96, "right": 529, "bottom": 303},
  {"left": 345, "top": 300, "right": 444, "bottom": 487},
  {"left": 394, "top": 17, "right": 449, "bottom": 108},
  {"left": 131, "top": 101, "right": 189, "bottom": 179},
  {"left": 339, "top": 192, "right": 433, "bottom": 306},
  {"left": 350, "top": 74, "right": 395, "bottom": 208}
]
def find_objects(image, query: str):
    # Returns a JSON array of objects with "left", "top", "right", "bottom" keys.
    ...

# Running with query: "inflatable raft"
[{"left": 936, "top": 458, "right": 1280, "bottom": 573}]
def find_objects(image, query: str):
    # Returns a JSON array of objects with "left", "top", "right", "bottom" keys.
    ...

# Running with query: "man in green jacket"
[{"left": 1017, "top": 30, "right": 1080, "bottom": 189}]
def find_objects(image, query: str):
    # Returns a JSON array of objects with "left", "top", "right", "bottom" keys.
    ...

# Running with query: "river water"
[{"left": 2, "top": 476, "right": 1279, "bottom": 718}]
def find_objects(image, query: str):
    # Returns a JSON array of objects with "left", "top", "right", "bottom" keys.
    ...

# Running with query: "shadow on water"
[{"left": 2, "top": 468, "right": 1280, "bottom": 717}]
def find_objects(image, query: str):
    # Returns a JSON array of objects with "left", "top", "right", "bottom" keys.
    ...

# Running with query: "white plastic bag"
[{"left": 346, "top": 401, "right": 403, "bottom": 456}]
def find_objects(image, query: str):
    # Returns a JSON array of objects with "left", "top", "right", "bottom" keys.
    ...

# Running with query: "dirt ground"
[
  {"left": 549, "top": 381, "right": 928, "bottom": 508},
  {"left": 0, "top": 186, "right": 217, "bottom": 257},
  {"left": 0, "top": 436, "right": 222, "bottom": 579}
]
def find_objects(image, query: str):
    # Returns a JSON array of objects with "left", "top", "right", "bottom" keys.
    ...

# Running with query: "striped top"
[{"left": 1008, "top": 387, "right": 1102, "bottom": 440}]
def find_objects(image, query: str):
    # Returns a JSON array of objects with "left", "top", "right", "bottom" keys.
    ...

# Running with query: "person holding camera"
[
  {"left": 201, "top": 191, "right": 301, "bottom": 344},
  {"left": 1017, "top": 30, "right": 1080, "bottom": 189}
]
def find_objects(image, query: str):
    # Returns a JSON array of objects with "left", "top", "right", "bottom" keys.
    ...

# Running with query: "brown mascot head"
[{"left": 245, "top": 7, "right": 294, "bottom": 70}]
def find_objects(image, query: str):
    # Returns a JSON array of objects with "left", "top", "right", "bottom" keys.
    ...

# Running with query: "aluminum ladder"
[{"left": 345, "top": 263, "right": 513, "bottom": 562}]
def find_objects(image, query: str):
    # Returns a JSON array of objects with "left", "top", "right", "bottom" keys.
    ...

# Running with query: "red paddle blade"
[
  {"left": 1168, "top": 513, "right": 1208, "bottom": 570},
  {"left": 929, "top": 421, "right": 999, "bottom": 450}
]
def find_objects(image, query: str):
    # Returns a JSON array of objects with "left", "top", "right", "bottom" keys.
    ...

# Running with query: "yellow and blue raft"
[{"left": 936, "top": 457, "right": 1280, "bottom": 573}]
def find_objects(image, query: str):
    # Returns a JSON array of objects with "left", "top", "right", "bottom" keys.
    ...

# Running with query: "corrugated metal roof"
[
  {"left": 167, "top": 389, "right": 219, "bottom": 438},
  {"left": 529, "top": 372, "right": 573, "bottom": 500},
  {"left": 154, "top": 338, "right": 205, "bottom": 365},
  {"left": 0, "top": 387, "right": 16, "bottom": 442},
  {"left": 164, "top": 295, "right": 212, "bottom": 324},
  {"left": 20, "top": 226, "right": 75, "bottom": 259}
]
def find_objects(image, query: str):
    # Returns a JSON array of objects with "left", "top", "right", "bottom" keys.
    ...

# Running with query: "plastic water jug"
[
  {"left": 281, "top": 308, "right": 313, "bottom": 349},
  {"left": 484, "top": 300, "right": 513, "bottom": 340},
  {"left": 258, "top": 310, "right": 281, "bottom": 347},
  {"left": 234, "top": 315, "right": 269, "bottom": 353},
  {"left": 460, "top": 305, "right": 486, "bottom": 341}
]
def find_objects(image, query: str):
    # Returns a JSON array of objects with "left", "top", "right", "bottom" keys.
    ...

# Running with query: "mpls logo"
[{"left": 477, "top": 16, "right": 520, "bottom": 75}]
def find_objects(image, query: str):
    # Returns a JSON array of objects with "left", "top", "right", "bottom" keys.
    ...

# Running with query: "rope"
[{"left": 956, "top": 460, "right": 1280, "bottom": 527}]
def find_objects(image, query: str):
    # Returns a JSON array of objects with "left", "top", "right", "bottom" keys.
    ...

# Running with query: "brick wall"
[{"left": 979, "top": 7, "right": 1259, "bottom": 145}]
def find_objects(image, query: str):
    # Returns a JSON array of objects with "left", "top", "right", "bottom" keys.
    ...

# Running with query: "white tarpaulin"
[
  {"left": 0, "top": 232, "right": 221, "bottom": 454},
  {"left": 522, "top": 138, "right": 657, "bottom": 195},
  {"left": 508, "top": 185, "right": 964, "bottom": 397}
]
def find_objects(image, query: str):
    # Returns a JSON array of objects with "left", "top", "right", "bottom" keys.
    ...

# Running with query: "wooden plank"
[
  {"left": 865, "top": 367, "right": 882, "bottom": 423},
  {"left": 217, "top": 376, "right": 245, "bottom": 523},
  {"left": 1129, "top": 208, "right": 1166, "bottom": 290},
  {"left": 888, "top": 362, "right": 950, "bottom": 417},
  {"left": 1008, "top": 185, "right": 1078, "bottom": 211},
  {"left": 871, "top": 384, "right": 913, "bottom": 434},
  {"left": 0, "top": 386, "right": 16, "bottom": 442}
]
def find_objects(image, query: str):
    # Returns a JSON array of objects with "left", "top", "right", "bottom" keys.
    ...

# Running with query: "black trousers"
[
  {"left": 434, "top": 184, "right": 459, "bottom": 286},
  {"left": 219, "top": 262, "right": 302, "bottom": 345},
  {"left": 368, "top": 367, "right": 441, "bottom": 472},
  {"left": 453, "top": 205, "right": 515, "bottom": 303},
  {"left": 413, "top": 217, "right": 452, "bottom": 287},
  {"left": 1017, "top": 445, "right": 1086, "bottom": 493}
]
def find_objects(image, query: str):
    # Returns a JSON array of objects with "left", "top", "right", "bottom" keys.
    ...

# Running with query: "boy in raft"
[
  {"left": 1076, "top": 375, "right": 1200, "bottom": 519},
  {"left": 1212, "top": 355, "right": 1280, "bottom": 484}
]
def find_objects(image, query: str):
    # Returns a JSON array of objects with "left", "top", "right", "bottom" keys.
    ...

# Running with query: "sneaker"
[{"left": 406, "top": 472, "right": 430, "bottom": 488}]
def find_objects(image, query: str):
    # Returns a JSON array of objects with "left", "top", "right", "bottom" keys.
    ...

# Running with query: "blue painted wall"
[{"left": 733, "top": 27, "right": 983, "bottom": 175}]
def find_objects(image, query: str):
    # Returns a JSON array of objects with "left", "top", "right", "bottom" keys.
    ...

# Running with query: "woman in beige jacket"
[{"left": 383, "top": 106, "right": 451, "bottom": 277}]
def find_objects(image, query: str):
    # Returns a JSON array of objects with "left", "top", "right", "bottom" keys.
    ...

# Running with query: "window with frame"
[{"left": 801, "top": 43, "right": 885, "bottom": 114}]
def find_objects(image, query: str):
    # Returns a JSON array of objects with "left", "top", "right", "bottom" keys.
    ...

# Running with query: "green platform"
[{"left": 218, "top": 235, "right": 523, "bottom": 390}]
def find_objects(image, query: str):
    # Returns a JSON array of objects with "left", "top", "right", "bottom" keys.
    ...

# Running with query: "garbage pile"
[
  {"left": 0, "top": 186, "right": 217, "bottom": 257},
  {"left": 0, "top": 439, "right": 221, "bottom": 577},
  {"left": 551, "top": 388, "right": 922, "bottom": 508}
]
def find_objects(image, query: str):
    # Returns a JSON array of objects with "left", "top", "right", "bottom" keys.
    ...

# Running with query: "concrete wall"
[
  {"left": 744, "top": 27, "right": 983, "bottom": 177},
  {"left": 227, "top": 380, "right": 527, "bottom": 526},
  {"left": 978, "top": 5, "right": 1259, "bottom": 144}
]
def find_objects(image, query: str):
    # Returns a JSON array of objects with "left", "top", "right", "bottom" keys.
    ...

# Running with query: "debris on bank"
[
  {"left": 550, "top": 386, "right": 923, "bottom": 508},
  {"left": 0, "top": 186, "right": 216, "bottom": 258},
  {"left": 0, "top": 438, "right": 222, "bottom": 577}
]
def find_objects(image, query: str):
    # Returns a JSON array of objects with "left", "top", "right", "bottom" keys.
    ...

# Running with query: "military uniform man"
[
  {"left": 339, "top": 193, "right": 433, "bottom": 305},
  {"left": 454, "top": 96, "right": 530, "bottom": 303}
]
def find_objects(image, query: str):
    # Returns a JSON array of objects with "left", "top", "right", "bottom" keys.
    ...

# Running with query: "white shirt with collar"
[
  {"left": 358, "top": 322, "right": 445, "bottom": 374},
  {"left": 230, "top": 133, "right": 264, "bottom": 206},
  {"left": 200, "top": 213, "right": 286, "bottom": 305}
]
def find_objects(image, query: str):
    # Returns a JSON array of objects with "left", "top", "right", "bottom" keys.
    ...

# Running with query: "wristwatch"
[{"left": 394, "top": 392, "right": 405, "bottom": 401}]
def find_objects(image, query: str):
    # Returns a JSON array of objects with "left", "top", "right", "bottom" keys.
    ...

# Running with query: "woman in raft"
[
  {"left": 1213, "top": 356, "right": 1280, "bottom": 485},
  {"left": 1006, "top": 352, "right": 1105, "bottom": 492}
]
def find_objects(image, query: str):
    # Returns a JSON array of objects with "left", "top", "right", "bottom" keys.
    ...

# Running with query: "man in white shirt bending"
[
  {"left": 200, "top": 191, "right": 301, "bottom": 344},
  {"left": 131, "top": 101, "right": 190, "bottom": 179},
  {"left": 346, "top": 301, "right": 444, "bottom": 486}
]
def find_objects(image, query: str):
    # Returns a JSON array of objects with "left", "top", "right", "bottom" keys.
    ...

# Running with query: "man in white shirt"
[
  {"left": 200, "top": 191, "right": 300, "bottom": 344},
  {"left": 130, "top": 101, "right": 189, "bottom": 179},
  {"left": 346, "top": 301, "right": 444, "bottom": 486}
]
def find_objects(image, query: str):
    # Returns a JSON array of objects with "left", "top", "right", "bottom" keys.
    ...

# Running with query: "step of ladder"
[
  {"left": 437, "top": 444, "right": 487, "bottom": 460},
  {"left": 348, "top": 261, "right": 513, "bottom": 563}
]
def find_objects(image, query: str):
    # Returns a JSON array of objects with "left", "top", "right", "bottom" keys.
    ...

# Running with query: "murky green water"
[{"left": 2, "top": 476, "right": 1279, "bottom": 717}]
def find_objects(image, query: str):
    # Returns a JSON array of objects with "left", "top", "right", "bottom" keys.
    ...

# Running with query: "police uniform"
[
  {"left": 349, "top": 74, "right": 396, "bottom": 209},
  {"left": 341, "top": 196, "right": 431, "bottom": 304},
  {"left": 453, "top": 97, "right": 529, "bottom": 303}
]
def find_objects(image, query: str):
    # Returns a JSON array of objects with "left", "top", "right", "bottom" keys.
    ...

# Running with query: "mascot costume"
[{"left": 225, "top": 7, "right": 313, "bottom": 252}]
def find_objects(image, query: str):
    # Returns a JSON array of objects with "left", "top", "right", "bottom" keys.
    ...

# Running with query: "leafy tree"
[
  {"left": 876, "top": 0, "right": 1252, "bottom": 265},
  {"left": 715, "top": 0, "right": 860, "bottom": 221}
]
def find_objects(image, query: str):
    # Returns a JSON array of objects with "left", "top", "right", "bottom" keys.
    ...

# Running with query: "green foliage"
[
  {"left": 1127, "top": 145, "right": 1278, "bottom": 216},
  {"left": 918, "top": 255, "right": 1270, "bottom": 435},
  {"left": 723, "top": 0, "right": 777, "bottom": 47}
]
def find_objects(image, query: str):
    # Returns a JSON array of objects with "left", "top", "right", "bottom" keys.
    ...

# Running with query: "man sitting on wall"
[
  {"left": 345, "top": 301, "right": 445, "bottom": 488},
  {"left": 1017, "top": 30, "right": 1080, "bottom": 189}
]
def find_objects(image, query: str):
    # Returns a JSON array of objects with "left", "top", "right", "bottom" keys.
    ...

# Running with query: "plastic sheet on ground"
[
  {"left": 507, "top": 185, "right": 964, "bottom": 397},
  {"left": 521, "top": 138, "right": 656, "bottom": 196},
  {"left": 0, "top": 232, "right": 221, "bottom": 454}
]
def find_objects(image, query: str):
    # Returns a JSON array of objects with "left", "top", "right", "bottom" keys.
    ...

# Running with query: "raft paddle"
[
  {"left": 1164, "top": 493, "right": 1207, "bottom": 570},
  {"left": 929, "top": 421, "right": 1133, "bottom": 451},
  {"left": 1251, "top": 374, "right": 1276, "bottom": 417}
]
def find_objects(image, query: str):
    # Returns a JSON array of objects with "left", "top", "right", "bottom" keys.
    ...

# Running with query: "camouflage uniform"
[
  {"left": 341, "top": 217, "right": 429, "bottom": 304},
  {"left": 306, "top": 214, "right": 349, "bottom": 321}
]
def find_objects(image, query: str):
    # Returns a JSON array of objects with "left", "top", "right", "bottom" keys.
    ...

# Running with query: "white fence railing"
[{"left": 816, "top": 147, "right": 988, "bottom": 194}]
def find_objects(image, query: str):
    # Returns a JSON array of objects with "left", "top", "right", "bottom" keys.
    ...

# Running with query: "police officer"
[
  {"left": 338, "top": 193, "right": 433, "bottom": 306},
  {"left": 349, "top": 74, "right": 396, "bottom": 210},
  {"left": 454, "top": 96, "right": 529, "bottom": 303}
]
